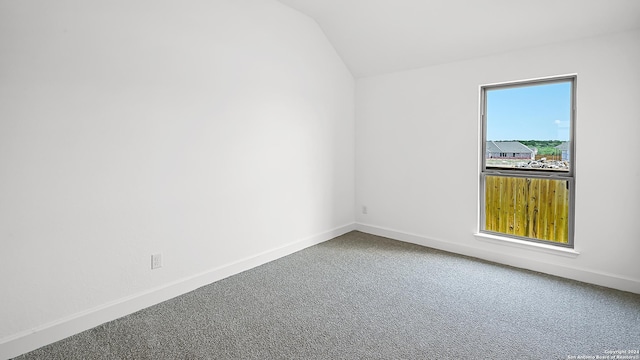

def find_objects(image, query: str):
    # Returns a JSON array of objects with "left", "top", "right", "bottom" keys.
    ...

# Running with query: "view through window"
[{"left": 480, "top": 76, "right": 575, "bottom": 246}]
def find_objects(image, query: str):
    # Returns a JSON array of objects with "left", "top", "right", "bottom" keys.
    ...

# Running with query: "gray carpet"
[{"left": 13, "top": 231, "right": 640, "bottom": 359}]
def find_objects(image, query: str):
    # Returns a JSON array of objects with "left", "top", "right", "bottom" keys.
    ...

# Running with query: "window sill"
[{"left": 474, "top": 233, "right": 580, "bottom": 258}]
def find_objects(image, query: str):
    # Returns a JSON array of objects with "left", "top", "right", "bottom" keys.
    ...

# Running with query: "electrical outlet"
[
  {"left": 362, "top": 206, "right": 368, "bottom": 214},
  {"left": 151, "top": 253, "right": 162, "bottom": 269}
]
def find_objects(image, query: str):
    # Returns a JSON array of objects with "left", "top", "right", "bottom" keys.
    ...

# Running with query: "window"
[{"left": 480, "top": 75, "right": 575, "bottom": 247}]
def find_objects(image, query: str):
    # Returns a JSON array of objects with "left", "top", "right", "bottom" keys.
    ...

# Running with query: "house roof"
[
  {"left": 555, "top": 142, "right": 570, "bottom": 151},
  {"left": 486, "top": 141, "right": 534, "bottom": 154}
]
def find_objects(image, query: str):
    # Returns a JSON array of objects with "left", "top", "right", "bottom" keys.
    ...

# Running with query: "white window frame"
[{"left": 479, "top": 75, "right": 576, "bottom": 249}]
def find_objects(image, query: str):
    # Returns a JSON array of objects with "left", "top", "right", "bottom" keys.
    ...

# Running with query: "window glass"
[
  {"left": 485, "top": 81, "right": 571, "bottom": 172},
  {"left": 484, "top": 175, "right": 570, "bottom": 244},
  {"left": 480, "top": 76, "right": 575, "bottom": 247}
]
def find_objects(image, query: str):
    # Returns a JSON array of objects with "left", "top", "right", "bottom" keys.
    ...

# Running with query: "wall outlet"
[
  {"left": 151, "top": 253, "right": 162, "bottom": 269},
  {"left": 362, "top": 206, "right": 368, "bottom": 214}
]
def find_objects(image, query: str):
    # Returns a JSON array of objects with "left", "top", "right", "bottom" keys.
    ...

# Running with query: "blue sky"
[{"left": 486, "top": 81, "right": 572, "bottom": 141}]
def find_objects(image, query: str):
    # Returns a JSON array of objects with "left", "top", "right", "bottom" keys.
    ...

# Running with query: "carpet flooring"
[{"left": 13, "top": 231, "right": 640, "bottom": 359}]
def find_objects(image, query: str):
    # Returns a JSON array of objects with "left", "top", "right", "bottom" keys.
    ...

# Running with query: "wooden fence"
[{"left": 485, "top": 176, "right": 569, "bottom": 243}]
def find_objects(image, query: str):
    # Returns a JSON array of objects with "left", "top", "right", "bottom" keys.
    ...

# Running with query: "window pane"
[
  {"left": 485, "top": 82, "right": 571, "bottom": 172},
  {"left": 484, "top": 175, "right": 569, "bottom": 244}
]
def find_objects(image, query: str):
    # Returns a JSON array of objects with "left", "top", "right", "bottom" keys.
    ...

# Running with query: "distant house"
[
  {"left": 555, "top": 141, "right": 570, "bottom": 161},
  {"left": 486, "top": 141, "right": 535, "bottom": 159}
]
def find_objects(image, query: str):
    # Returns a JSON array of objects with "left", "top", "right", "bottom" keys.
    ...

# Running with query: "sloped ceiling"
[{"left": 277, "top": 0, "right": 640, "bottom": 77}]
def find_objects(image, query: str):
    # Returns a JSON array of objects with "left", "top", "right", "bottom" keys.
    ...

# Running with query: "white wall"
[
  {"left": 356, "top": 29, "right": 640, "bottom": 293},
  {"left": 0, "top": 0, "right": 354, "bottom": 356}
]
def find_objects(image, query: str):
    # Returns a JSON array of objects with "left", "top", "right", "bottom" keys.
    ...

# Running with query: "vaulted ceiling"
[{"left": 277, "top": 0, "right": 640, "bottom": 77}]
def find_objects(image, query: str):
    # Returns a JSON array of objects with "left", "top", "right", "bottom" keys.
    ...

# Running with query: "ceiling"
[{"left": 277, "top": 0, "right": 640, "bottom": 77}]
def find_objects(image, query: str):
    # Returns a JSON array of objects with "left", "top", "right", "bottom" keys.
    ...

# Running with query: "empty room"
[{"left": 1, "top": 0, "right": 639, "bottom": 359}]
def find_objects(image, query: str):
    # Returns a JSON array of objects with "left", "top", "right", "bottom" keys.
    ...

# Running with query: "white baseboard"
[
  {"left": 0, "top": 223, "right": 356, "bottom": 360},
  {"left": 355, "top": 223, "right": 640, "bottom": 294}
]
